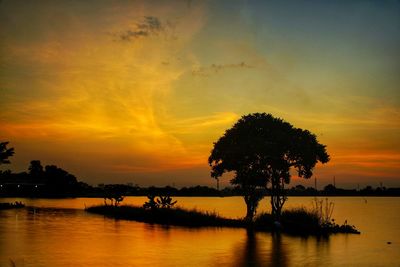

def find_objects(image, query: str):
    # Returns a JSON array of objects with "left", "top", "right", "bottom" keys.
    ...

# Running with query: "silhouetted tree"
[
  {"left": 29, "top": 160, "right": 44, "bottom": 182},
  {"left": 44, "top": 165, "right": 78, "bottom": 193},
  {"left": 0, "top": 141, "right": 14, "bottom": 165},
  {"left": 323, "top": 184, "right": 336, "bottom": 195},
  {"left": 233, "top": 169, "right": 266, "bottom": 222},
  {"left": 103, "top": 184, "right": 125, "bottom": 206},
  {"left": 156, "top": 195, "right": 177, "bottom": 208},
  {"left": 295, "top": 185, "right": 306, "bottom": 191},
  {"left": 209, "top": 114, "right": 268, "bottom": 222},
  {"left": 209, "top": 113, "right": 329, "bottom": 221},
  {"left": 143, "top": 194, "right": 159, "bottom": 210}
]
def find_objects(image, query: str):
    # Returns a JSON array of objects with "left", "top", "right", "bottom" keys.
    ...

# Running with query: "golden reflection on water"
[
  {"left": 0, "top": 197, "right": 399, "bottom": 266},
  {"left": 228, "top": 230, "right": 290, "bottom": 267}
]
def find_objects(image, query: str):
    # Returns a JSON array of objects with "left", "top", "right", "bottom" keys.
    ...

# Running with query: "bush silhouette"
[{"left": 0, "top": 141, "right": 14, "bottom": 165}]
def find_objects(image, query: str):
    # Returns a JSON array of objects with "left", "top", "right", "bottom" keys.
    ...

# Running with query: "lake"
[{"left": 0, "top": 197, "right": 399, "bottom": 266}]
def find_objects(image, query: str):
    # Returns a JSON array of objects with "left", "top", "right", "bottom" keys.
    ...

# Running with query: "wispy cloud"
[
  {"left": 115, "top": 16, "right": 170, "bottom": 41},
  {"left": 191, "top": 62, "right": 254, "bottom": 76},
  {"left": 165, "top": 112, "right": 239, "bottom": 134}
]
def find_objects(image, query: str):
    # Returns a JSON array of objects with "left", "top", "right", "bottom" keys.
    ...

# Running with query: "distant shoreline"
[
  {"left": 1, "top": 192, "right": 400, "bottom": 198},
  {"left": 1, "top": 183, "right": 400, "bottom": 198},
  {"left": 1, "top": 194, "right": 400, "bottom": 199}
]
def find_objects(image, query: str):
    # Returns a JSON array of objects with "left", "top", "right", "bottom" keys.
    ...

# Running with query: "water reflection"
[
  {"left": 232, "top": 230, "right": 335, "bottom": 266},
  {"left": 315, "top": 235, "right": 331, "bottom": 259},
  {"left": 1, "top": 197, "right": 399, "bottom": 266},
  {"left": 232, "top": 230, "right": 290, "bottom": 267},
  {"left": 233, "top": 230, "right": 263, "bottom": 266},
  {"left": 269, "top": 233, "right": 288, "bottom": 267}
]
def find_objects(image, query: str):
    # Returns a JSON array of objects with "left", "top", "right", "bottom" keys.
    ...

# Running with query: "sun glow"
[{"left": 1, "top": 1, "right": 399, "bottom": 186}]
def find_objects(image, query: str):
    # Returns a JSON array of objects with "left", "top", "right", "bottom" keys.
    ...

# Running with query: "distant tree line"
[
  {"left": 1, "top": 168, "right": 399, "bottom": 198},
  {"left": 286, "top": 184, "right": 400, "bottom": 196},
  {"left": 0, "top": 160, "right": 90, "bottom": 197},
  {"left": 0, "top": 141, "right": 90, "bottom": 197},
  {"left": 1, "top": 141, "right": 399, "bottom": 198},
  {"left": 94, "top": 184, "right": 400, "bottom": 197}
]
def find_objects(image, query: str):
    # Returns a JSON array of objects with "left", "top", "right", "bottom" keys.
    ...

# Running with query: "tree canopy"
[
  {"left": 0, "top": 142, "right": 14, "bottom": 165},
  {"left": 209, "top": 113, "right": 329, "bottom": 220}
]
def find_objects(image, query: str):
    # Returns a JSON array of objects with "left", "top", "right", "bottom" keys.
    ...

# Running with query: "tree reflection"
[
  {"left": 315, "top": 235, "right": 331, "bottom": 264},
  {"left": 239, "top": 229, "right": 262, "bottom": 266},
  {"left": 269, "top": 233, "right": 288, "bottom": 267},
  {"left": 231, "top": 230, "right": 289, "bottom": 267}
]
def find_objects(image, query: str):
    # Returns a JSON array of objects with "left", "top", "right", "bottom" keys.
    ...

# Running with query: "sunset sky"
[{"left": 1, "top": 0, "right": 399, "bottom": 188}]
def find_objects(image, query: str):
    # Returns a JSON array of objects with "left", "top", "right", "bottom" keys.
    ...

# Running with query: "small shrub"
[
  {"left": 143, "top": 195, "right": 177, "bottom": 209},
  {"left": 281, "top": 207, "right": 320, "bottom": 234},
  {"left": 143, "top": 194, "right": 159, "bottom": 210},
  {"left": 103, "top": 185, "right": 125, "bottom": 207},
  {"left": 254, "top": 212, "right": 274, "bottom": 231},
  {"left": 156, "top": 195, "right": 177, "bottom": 208}
]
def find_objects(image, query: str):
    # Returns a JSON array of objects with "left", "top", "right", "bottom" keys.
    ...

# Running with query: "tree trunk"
[
  {"left": 244, "top": 195, "right": 255, "bottom": 223},
  {"left": 270, "top": 176, "right": 287, "bottom": 221}
]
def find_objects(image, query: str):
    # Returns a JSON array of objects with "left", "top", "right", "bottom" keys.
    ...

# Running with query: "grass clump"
[
  {"left": 253, "top": 208, "right": 320, "bottom": 234},
  {"left": 253, "top": 198, "right": 360, "bottom": 235},
  {"left": 86, "top": 204, "right": 244, "bottom": 228},
  {"left": 281, "top": 207, "right": 321, "bottom": 234}
]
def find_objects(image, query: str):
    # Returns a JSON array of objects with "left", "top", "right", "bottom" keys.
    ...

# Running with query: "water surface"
[{"left": 0, "top": 197, "right": 399, "bottom": 266}]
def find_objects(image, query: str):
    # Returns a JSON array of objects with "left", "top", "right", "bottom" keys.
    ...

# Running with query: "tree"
[
  {"left": 156, "top": 195, "right": 177, "bottom": 208},
  {"left": 29, "top": 160, "right": 44, "bottom": 181},
  {"left": 0, "top": 142, "right": 14, "bottom": 165},
  {"left": 323, "top": 184, "right": 336, "bottom": 194},
  {"left": 209, "top": 113, "right": 329, "bottom": 221},
  {"left": 232, "top": 168, "right": 266, "bottom": 222},
  {"left": 103, "top": 184, "right": 125, "bottom": 206},
  {"left": 208, "top": 114, "right": 269, "bottom": 222},
  {"left": 295, "top": 185, "right": 306, "bottom": 191},
  {"left": 143, "top": 194, "right": 159, "bottom": 210},
  {"left": 45, "top": 165, "right": 78, "bottom": 188}
]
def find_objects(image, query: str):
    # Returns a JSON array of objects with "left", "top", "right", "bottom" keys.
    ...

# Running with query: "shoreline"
[
  {"left": 1, "top": 194, "right": 400, "bottom": 199},
  {"left": 85, "top": 204, "right": 360, "bottom": 236}
]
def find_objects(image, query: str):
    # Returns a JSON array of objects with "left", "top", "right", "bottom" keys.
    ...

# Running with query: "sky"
[{"left": 1, "top": 0, "right": 399, "bottom": 188}]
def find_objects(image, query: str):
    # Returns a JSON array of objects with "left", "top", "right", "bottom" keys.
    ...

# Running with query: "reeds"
[{"left": 312, "top": 198, "right": 334, "bottom": 226}]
